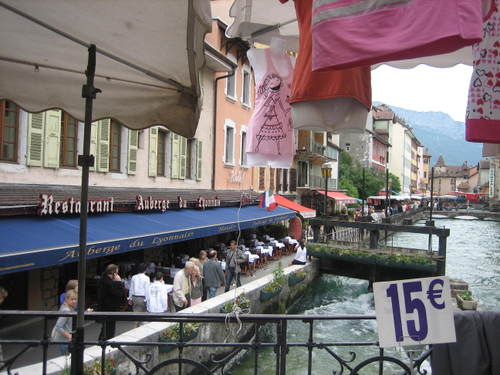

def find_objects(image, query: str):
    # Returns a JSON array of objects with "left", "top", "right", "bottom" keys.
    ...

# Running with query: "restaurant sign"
[
  {"left": 135, "top": 195, "right": 221, "bottom": 213},
  {"left": 38, "top": 194, "right": 114, "bottom": 216},
  {"left": 37, "top": 192, "right": 229, "bottom": 216}
]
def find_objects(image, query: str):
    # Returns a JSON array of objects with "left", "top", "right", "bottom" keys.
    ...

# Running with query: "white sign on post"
[{"left": 373, "top": 276, "right": 456, "bottom": 348}]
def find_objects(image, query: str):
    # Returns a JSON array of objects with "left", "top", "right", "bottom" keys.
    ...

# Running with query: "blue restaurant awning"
[{"left": 0, "top": 206, "right": 295, "bottom": 276}]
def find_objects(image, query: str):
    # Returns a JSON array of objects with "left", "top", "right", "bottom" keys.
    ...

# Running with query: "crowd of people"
[{"left": 45, "top": 236, "right": 307, "bottom": 354}]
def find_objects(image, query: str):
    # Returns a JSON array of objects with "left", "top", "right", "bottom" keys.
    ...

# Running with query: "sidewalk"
[{"left": 2, "top": 253, "right": 296, "bottom": 369}]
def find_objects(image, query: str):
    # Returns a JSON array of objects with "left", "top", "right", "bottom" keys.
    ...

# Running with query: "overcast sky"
[{"left": 371, "top": 64, "right": 473, "bottom": 122}]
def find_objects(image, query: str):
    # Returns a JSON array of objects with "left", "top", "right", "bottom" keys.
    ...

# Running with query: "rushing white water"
[{"left": 231, "top": 218, "right": 500, "bottom": 374}]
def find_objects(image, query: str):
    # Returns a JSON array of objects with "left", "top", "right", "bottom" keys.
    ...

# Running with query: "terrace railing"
[{"left": 0, "top": 311, "right": 432, "bottom": 375}]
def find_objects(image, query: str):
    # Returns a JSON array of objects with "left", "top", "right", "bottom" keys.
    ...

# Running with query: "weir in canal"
[{"left": 307, "top": 218, "right": 449, "bottom": 286}]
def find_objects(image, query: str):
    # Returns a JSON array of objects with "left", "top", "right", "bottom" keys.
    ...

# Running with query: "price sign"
[{"left": 373, "top": 276, "right": 456, "bottom": 348}]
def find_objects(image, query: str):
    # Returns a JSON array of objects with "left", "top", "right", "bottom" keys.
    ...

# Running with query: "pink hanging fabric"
[
  {"left": 311, "top": 0, "right": 483, "bottom": 71},
  {"left": 466, "top": 0, "right": 500, "bottom": 143},
  {"left": 246, "top": 49, "right": 294, "bottom": 168}
]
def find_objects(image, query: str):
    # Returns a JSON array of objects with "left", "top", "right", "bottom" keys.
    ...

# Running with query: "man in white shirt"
[
  {"left": 146, "top": 272, "right": 169, "bottom": 313},
  {"left": 173, "top": 261, "right": 196, "bottom": 311},
  {"left": 128, "top": 263, "right": 150, "bottom": 326},
  {"left": 291, "top": 241, "right": 307, "bottom": 265}
]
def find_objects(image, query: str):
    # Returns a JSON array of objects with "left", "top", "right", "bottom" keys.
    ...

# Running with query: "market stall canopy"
[
  {"left": 0, "top": 0, "right": 211, "bottom": 138},
  {"left": 275, "top": 194, "right": 316, "bottom": 218},
  {"left": 226, "top": 0, "right": 472, "bottom": 68},
  {"left": 316, "top": 190, "right": 357, "bottom": 204}
]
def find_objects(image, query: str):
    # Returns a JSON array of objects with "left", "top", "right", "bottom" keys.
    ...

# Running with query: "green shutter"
[
  {"left": 127, "top": 129, "right": 138, "bottom": 175},
  {"left": 43, "top": 110, "right": 62, "bottom": 168},
  {"left": 196, "top": 140, "right": 202, "bottom": 181},
  {"left": 89, "top": 121, "right": 99, "bottom": 171},
  {"left": 148, "top": 127, "right": 158, "bottom": 177},
  {"left": 97, "top": 119, "right": 110, "bottom": 172},
  {"left": 179, "top": 136, "right": 187, "bottom": 179},
  {"left": 27, "top": 112, "right": 45, "bottom": 166},
  {"left": 170, "top": 133, "right": 180, "bottom": 179}
]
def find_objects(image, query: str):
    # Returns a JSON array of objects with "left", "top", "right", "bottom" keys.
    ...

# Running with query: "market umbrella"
[
  {"left": 0, "top": 0, "right": 211, "bottom": 138},
  {"left": 0, "top": 1, "right": 211, "bottom": 372}
]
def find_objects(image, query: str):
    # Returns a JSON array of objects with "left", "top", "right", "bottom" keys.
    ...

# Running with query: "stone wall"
[{"left": 10, "top": 261, "right": 319, "bottom": 375}]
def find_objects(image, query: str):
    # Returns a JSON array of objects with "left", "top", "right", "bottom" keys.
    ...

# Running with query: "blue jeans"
[
  {"left": 225, "top": 267, "right": 241, "bottom": 292},
  {"left": 206, "top": 287, "right": 218, "bottom": 299},
  {"left": 59, "top": 343, "right": 69, "bottom": 356}
]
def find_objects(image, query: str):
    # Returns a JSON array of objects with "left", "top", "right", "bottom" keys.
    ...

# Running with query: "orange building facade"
[{"left": 206, "top": 20, "right": 255, "bottom": 191}]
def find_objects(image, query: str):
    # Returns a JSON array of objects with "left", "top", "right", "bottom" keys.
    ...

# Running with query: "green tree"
[
  {"left": 389, "top": 173, "right": 401, "bottom": 194},
  {"left": 339, "top": 175, "right": 359, "bottom": 198},
  {"left": 338, "top": 152, "right": 385, "bottom": 199}
]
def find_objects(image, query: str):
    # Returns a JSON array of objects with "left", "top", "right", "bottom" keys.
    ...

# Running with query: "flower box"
[
  {"left": 220, "top": 294, "right": 251, "bottom": 313},
  {"left": 260, "top": 287, "right": 281, "bottom": 302},
  {"left": 288, "top": 272, "right": 306, "bottom": 287},
  {"left": 456, "top": 293, "right": 478, "bottom": 311},
  {"left": 159, "top": 323, "right": 200, "bottom": 353}
]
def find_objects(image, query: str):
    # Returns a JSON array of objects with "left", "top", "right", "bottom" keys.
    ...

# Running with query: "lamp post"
[
  {"left": 361, "top": 168, "right": 366, "bottom": 215},
  {"left": 321, "top": 163, "right": 332, "bottom": 217},
  {"left": 385, "top": 168, "right": 390, "bottom": 218}
]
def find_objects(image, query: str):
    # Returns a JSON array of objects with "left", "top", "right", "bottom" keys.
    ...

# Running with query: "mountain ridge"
[{"left": 374, "top": 103, "right": 483, "bottom": 166}]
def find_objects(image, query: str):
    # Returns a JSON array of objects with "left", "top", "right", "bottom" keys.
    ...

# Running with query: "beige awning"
[
  {"left": 0, "top": 0, "right": 211, "bottom": 138},
  {"left": 226, "top": 0, "right": 472, "bottom": 67}
]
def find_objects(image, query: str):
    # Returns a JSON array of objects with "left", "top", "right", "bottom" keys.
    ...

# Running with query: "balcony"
[
  {"left": 325, "top": 145, "right": 338, "bottom": 160},
  {"left": 298, "top": 174, "right": 338, "bottom": 190},
  {"left": 296, "top": 141, "right": 336, "bottom": 164}
]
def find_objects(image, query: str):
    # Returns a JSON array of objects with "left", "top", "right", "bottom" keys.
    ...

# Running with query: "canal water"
[{"left": 231, "top": 218, "right": 500, "bottom": 374}]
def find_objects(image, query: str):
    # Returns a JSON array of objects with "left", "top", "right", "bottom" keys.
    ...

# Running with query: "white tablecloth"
[
  {"left": 244, "top": 251, "right": 260, "bottom": 263},
  {"left": 257, "top": 246, "right": 273, "bottom": 256}
]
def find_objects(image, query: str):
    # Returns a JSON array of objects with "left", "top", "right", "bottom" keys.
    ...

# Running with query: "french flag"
[{"left": 259, "top": 191, "right": 278, "bottom": 211}]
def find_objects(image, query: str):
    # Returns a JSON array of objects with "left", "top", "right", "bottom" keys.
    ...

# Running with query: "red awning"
[
  {"left": 275, "top": 195, "right": 316, "bottom": 218},
  {"left": 316, "top": 190, "right": 358, "bottom": 204}
]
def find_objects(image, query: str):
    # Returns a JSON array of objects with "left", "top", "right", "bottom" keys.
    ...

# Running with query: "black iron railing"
[{"left": 0, "top": 311, "right": 432, "bottom": 375}]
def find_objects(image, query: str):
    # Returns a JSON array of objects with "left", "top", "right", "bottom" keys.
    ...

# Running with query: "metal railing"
[
  {"left": 300, "top": 175, "right": 337, "bottom": 190},
  {"left": 0, "top": 311, "right": 432, "bottom": 375}
]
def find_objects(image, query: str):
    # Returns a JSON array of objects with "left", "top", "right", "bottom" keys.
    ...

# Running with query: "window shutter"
[
  {"left": 259, "top": 167, "right": 265, "bottom": 191},
  {"left": 148, "top": 127, "right": 158, "bottom": 177},
  {"left": 43, "top": 110, "right": 62, "bottom": 168},
  {"left": 27, "top": 112, "right": 45, "bottom": 166},
  {"left": 196, "top": 140, "right": 203, "bottom": 181},
  {"left": 97, "top": 119, "right": 110, "bottom": 172},
  {"left": 179, "top": 136, "right": 187, "bottom": 179},
  {"left": 127, "top": 130, "right": 138, "bottom": 175},
  {"left": 289, "top": 168, "right": 297, "bottom": 192},
  {"left": 171, "top": 133, "right": 180, "bottom": 179},
  {"left": 270, "top": 168, "right": 275, "bottom": 192},
  {"left": 276, "top": 168, "right": 282, "bottom": 192},
  {"left": 89, "top": 121, "right": 99, "bottom": 171},
  {"left": 283, "top": 169, "right": 289, "bottom": 192}
]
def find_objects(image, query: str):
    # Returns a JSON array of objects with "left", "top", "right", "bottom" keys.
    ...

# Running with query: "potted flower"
[
  {"left": 158, "top": 323, "right": 201, "bottom": 353},
  {"left": 260, "top": 263, "right": 287, "bottom": 302},
  {"left": 456, "top": 290, "right": 478, "bottom": 311},
  {"left": 288, "top": 269, "right": 306, "bottom": 287},
  {"left": 220, "top": 294, "right": 251, "bottom": 313},
  {"left": 82, "top": 358, "right": 117, "bottom": 375}
]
